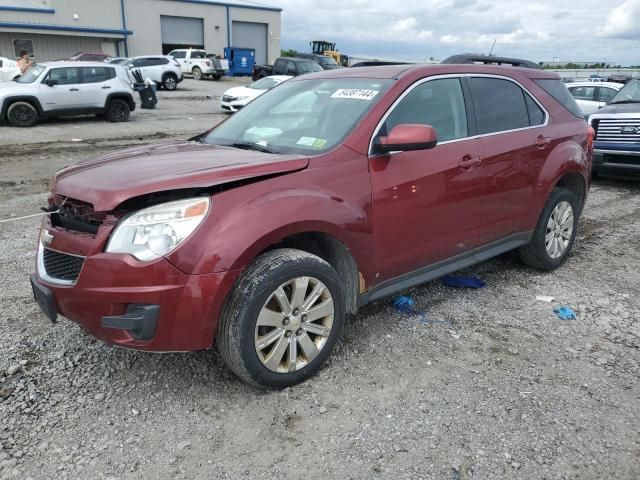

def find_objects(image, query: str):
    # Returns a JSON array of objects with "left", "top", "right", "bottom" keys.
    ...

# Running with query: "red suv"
[{"left": 31, "top": 64, "right": 592, "bottom": 388}]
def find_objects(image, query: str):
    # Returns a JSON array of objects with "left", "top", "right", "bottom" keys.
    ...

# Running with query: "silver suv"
[
  {"left": 0, "top": 62, "right": 135, "bottom": 127},
  {"left": 124, "top": 55, "right": 183, "bottom": 90}
]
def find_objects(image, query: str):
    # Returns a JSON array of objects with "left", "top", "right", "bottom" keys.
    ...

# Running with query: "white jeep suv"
[
  {"left": 0, "top": 62, "right": 135, "bottom": 127},
  {"left": 123, "top": 55, "right": 183, "bottom": 90}
]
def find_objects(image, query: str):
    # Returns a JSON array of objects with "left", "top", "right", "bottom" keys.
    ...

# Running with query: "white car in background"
[
  {"left": 566, "top": 81, "right": 622, "bottom": 117},
  {"left": 220, "top": 75, "right": 292, "bottom": 112},
  {"left": 123, "top": 55, "right": 183, "bottom": 90},
  {"left": 0, "top": 57, "right": 21, "bottom": 82}
]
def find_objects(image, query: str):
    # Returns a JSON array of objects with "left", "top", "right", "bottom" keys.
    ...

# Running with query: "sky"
[{"left": 269, "top": 0, "right": 640, "bottom": 66}]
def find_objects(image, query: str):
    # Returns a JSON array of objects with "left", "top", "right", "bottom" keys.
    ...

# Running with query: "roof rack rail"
[
  {"left": 350, "top": 61, "right": 413, "bottom": 68},
  {"left": 441, "top": 54, "right": 542, "bottom": 70}
]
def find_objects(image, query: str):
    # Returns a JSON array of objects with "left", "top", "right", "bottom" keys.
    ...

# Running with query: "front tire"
[
  {"left": 7, "top": 101, "right": 38, "bottom": 127},
  {"left": 518, "top": 187, "right": 579, "bottom": 270},
  {"left": 192, "top": 67, "right": 203, "bottom": 81},
  {"left": 217, "top": 249, "right": 345, "bottom": 389}
]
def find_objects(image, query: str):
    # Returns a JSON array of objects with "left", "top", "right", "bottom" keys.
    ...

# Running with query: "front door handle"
[
  {"left": 459, "top": 154, "right": 482, "bottom": 170},
  {"left": 69, "top": 88, "right": 79, "bottom": 92},
  {"left": 535, "top": 135, "right": 551, "bottom": 149},
  {"left": 102, "top": 86, "right": 111, "bottom": 89}
]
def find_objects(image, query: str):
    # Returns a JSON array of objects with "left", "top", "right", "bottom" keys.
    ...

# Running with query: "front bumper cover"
[{"left": 33, "top": 247, "right": 240, "bottom": 351}]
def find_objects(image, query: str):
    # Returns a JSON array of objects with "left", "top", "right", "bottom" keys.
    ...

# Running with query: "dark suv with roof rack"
[{"left": 31, "top": 63, "right": 591, "bottom": 388}]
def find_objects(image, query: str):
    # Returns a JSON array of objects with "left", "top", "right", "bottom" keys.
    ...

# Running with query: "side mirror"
[
  {"left": 45, "top": 78, "right": 58, "bottom": 87},
  {"left": 375, "top": 124, "right": 438, "bottom": 153}
]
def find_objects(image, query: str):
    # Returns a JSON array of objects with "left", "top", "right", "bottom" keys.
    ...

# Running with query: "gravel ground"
[{"left": 1, "top": 79, "right": 639, "bottom": 479}]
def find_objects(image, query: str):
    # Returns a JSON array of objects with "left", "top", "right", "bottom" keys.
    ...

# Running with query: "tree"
[{"left": 281, "top": 49, "right": 299, "bottom": 57}]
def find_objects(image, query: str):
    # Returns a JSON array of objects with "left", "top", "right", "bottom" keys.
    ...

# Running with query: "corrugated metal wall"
[
  {"left": 0, "top": 0, "right": 122, "bottom": 30},
  {"left": 0, "top": 0, "right": 282, "bottom": 63},
  {"left": 0, "top": 32, "right": 108, "bottom": 61},
  {"left": 126, "top": 0, "right": 281, "bottom": 62}
]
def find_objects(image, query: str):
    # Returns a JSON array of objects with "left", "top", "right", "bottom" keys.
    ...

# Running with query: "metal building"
[{"left": 0, "top": 0, "right": 282, "bottom": 64}]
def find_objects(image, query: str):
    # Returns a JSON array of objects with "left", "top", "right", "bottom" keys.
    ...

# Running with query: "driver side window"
[{"left": 383, "top": 78, "right": 468, "bottom": 142}]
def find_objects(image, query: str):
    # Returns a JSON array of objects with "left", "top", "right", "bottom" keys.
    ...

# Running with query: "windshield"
[
  {"left": 610, "top": 79, "right": 640, "bottom": 104},
  {"left": 299, "top": 62, "right": 324, "bottom": 74},
  {"left": 202, "top": 78, "right": 392, "bottom": 154},
  {"left": 319, "top": 57, "right": 338, "bottom": 66},
  {"left": 15, "top": 64, "right": 46, "bottom": 83},
  {"left": 248, "top": 77, "right": 280, "bottom": 90}
]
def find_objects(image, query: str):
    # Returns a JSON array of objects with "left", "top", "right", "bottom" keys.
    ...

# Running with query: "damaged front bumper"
[{"left": 31, "top": 213, "right": 240, "bottom": 352}]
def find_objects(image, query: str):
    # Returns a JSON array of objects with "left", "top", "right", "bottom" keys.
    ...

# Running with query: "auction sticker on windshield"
[{"left": 331, "top": 89, "right": 379, "bottom": 100}]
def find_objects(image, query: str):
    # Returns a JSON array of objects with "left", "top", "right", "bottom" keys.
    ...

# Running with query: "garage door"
[
  {"left": 232, "top": 21, "right": 268, "bottom": 65},
  {"left": 161, "top": 15, "right": 204, "bottom": 53}
]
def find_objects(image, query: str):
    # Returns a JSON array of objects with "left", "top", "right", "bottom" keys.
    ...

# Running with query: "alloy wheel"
[
  {"left": 112, "top": 103, "right": 126, "bottom": 120},
  {"left": 254, "top": 276, "right": 334, "bottom": 373},
  {"left": 14, "top": 105, "right": 33, "bottom": 123},
  {"left": 545, "top": 201, "right": 574, "bottom": 259}
]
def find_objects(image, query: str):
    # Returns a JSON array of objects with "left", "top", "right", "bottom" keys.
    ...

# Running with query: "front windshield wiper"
[
  {"left": 609, "top": 99, "right": 640, "bottom": 104},
  {"left": 227, "top": 142, "right": 278, "bottom": 154}
]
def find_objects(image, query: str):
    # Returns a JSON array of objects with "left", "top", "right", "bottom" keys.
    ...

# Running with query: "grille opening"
[{"left": 42, "top": 248, "right": 85, "bottom": 282}]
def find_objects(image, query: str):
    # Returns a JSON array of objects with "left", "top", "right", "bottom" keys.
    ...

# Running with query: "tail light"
[
  {"left": 587, "top": 126, "right": 595, "bottom": 154},
  {"left": 206, "top": 60, "right": 211, "bottom": 67},
  {"left": 173, "top": 60, "right": 180, "bottom": 67}
]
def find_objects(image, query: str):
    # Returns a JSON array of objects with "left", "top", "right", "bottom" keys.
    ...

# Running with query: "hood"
[
  {"left": 53, "top": 142, "right": 309, "bottom": 211},
  {"left": 593, "top": 103, "right": 640, "bottom": 116},
  {"left": 0, "top": 80, "right": 24, "bottom": 91},
  {"left": 223, "top": 86, "right": 260, "bottom": 98}
]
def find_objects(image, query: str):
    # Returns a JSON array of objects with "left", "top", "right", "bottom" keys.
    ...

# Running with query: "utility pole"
[{"left": 488, "top": 38, "right": 496, "bottom": 56}]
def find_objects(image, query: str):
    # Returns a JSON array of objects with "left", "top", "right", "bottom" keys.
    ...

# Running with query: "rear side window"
[
  {"left": 598, "top": 87, "right": 617, "bottom": 103},
  {"left": 524, "top": 94, "right": 545, "bottom": 126},
  {"left": 384, "top": 78, "right": 468, "bottom": 142},
  {"left": 469, "top": 78, "right": 530, "bottom": 134},
  {"left": 534, "top": 79, "right": 583, "bottom": 118},
  {"left": 81, "top": 67, "right": 114, "bottom": 83},
  {"left": 146, "top": 58, "right": 168, "bottom": 66}
]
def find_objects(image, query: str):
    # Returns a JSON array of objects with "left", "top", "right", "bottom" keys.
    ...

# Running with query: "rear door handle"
[
  {"left": 459, "top": 154, "right": 482, "bottom": 170},
  {"left": 69, "top": 88, "right": 79, "bottom": 92},
  {"left": 535, "top": 135, "right": 551, "bottom": 149},
  {"left": 102, "top": 86, "right": 111, "bottom": 89}
]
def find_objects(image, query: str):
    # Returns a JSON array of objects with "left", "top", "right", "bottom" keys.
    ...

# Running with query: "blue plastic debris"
[
  {"left": 392, "top": 296, "right": 452, "bottom": 325},
  {"left": 441, "top": 275, "right": 486, "bottom": 289},
  {"left": 554, "top": 306, "right": 577, "bottom": 321}
]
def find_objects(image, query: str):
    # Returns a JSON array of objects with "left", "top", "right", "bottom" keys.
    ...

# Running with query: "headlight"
[
  {"left": 235, "top": 96, "right": 250, "bottom": 101},
  {"left": 106, "top": 197, "right": 210, "bottom": 261}
]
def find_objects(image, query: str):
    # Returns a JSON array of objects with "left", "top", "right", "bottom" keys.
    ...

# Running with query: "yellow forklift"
[{"left": 310, "top": 40, "right": 349, "bottom": 67}]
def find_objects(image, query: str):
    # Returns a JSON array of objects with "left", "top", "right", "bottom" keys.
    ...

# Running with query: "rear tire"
[
  {"left": 192, "top": 67, "right": 203, "bottom": 81},
  {"left": 518, "top": 187, "right": 579, "bottom": 270},
  {"left": 217, "top": 249, "right": 345, "bottom": 389},
  {"left": 7, "top": 101, "right": 38, "bottom": 127},
  {"left": 105, "top": 99, "right": 130, "bottom": 122},
  {"left": 163, "top": 74, "right": 178, "bottom": 91}
]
